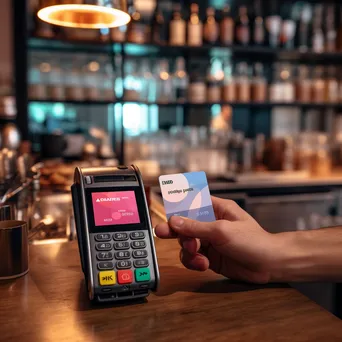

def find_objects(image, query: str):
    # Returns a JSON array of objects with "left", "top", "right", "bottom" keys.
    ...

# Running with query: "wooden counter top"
[{"left": 1, "top": 225, "right": 342, "bottom": 341}]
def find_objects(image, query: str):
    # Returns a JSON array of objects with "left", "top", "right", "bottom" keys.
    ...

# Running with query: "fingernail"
[{"left": 171, "top": 216, "right": 184, "bottom": 228}]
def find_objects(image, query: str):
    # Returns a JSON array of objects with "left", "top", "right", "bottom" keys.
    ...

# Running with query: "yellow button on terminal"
[{"left": 99, "top": 271, "right": 116, "bottom": 286}]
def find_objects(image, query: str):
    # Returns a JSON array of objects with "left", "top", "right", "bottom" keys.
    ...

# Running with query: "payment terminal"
[{"left": 71, "top": 165, "right": 159, "bottom": 303}]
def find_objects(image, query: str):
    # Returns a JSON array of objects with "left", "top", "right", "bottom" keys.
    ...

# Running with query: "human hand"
[{"left": 155, "top": 197, "right": 280, "bottom": 284}]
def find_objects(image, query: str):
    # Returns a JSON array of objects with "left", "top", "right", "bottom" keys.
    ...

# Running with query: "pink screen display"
[{"left": 91, "top": 191, "right": 140, "bottom": 226}]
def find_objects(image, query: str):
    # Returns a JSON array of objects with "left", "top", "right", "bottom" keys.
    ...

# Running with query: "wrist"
[{"left": 268, "top": 231, "right": 311, "bottom": 283}]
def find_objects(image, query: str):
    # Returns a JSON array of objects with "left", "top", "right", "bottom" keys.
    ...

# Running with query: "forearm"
[{"left": 271, "top": 227, "right": 342, "bottom": 282}]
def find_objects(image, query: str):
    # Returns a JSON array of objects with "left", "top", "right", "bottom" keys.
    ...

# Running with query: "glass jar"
[
  {"left": 325, "top": 66, "right": 339, "bottom": 103},
  {"left": 236, "top": 62, "right": 251, "bottom": 103},
  {"left": 173, "top": 57, "right": 189, "bottom": 103},
  {"left": 312, "top": 66, "right": 326, "bottom": 103},
  {"left": 139, "top": 59, "right": 154, "bottom": 102},
  {"left": 65, "top": 55, "right": 85, "bottom": 101},
  {"left": 84, "top": 57, "right": 100, "bottom": 101},
  {"left": 124, "top": 60, "right": 141, "bottom": 102},
  {"left": 189, "top": 71, "right": 206, "bottom": 104},
  {"left": 296, "top": 65, "right": 312, "bottom": 103},
  {"left": 155, "top": 59, "right": 174, "bottom": 104},
  {"left": 28, "top": 54, "right": 46, "bottom": 100},
  {"left": 100, "top": 57, "right": 115, "bottom": 101},
  {"left": 207, "top": 59, "right": 224, "bottom": 103},
  {"left": 311, "top": 134, "right": 332, "bottom": 177},
  {"left": 283, "top": 136, "right": 295, "bottom": 171},
  {"left": 280, "top": 64, "right": 295, "bottom": 103},
  {"left": 48, "top": 57, "right": 65, "bottom": 101},
  {"left": 295, "top": 133, "right": 313, "bottom": 172},
  {"left": 222, "top": 62, "right": 236, "bottom": 102},
  {"left": 252, "top": 63, "right": 267, "bottom": 102},
  {"left": 269, "top": 63, "right": 283, "bottom": 103}
]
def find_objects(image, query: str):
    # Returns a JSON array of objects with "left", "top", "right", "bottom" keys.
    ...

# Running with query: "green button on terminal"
[{"left": 135, "top": 268, "right": 150, "bottom": 282}]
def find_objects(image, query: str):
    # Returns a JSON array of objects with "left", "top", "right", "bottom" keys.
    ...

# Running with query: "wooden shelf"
[{"left": 28, "top": 99, "right": 342, "bottom": 109}]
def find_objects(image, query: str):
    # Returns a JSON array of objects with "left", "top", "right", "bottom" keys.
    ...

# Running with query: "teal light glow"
[
  {"left": 30, "top": 107, "right": 46, "bottom": 123},
  {"left": 211, "top": 104, "right": 221, "bottom": 117},
  {"left": 53, "top": 103, "right": 65, "bottom": 118}
]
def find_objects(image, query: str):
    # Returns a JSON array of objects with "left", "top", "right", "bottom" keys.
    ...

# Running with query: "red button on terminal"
[{"left": 117, "top": 270, "right": 133, "bottom": 284}]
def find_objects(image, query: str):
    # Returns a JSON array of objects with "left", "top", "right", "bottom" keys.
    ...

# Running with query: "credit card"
[{"left": 159, "top": 171, "right": 216, "bottom": 222}]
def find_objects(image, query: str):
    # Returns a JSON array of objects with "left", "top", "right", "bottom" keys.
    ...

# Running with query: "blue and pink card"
[{"left": 159, "top": 171, "right": 216, "bottom": 222}]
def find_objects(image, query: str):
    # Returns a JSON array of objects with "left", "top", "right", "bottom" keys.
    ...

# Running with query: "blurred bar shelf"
[
  {"left": 28, "top": 37, "right": 342, "bottom": 62},
  {"left": 29, "top": 99, "right": 116, "bottom": 105},
  {"left": 28, "top": 99, "right": 342, "bottom": 109}
]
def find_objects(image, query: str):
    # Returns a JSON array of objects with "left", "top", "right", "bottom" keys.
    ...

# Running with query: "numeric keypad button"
[
  {"left": 115, "top": 251, "right": 131, "bottom": 260},
  {"left": 132, "top": 250, "right": 148, "bottom": 258},
  {"left": 130, "top": 232, "right": 145, "bottom": 240},
  {"left": 131, "top": 241, "right": 146, "bottom": 249},
  {"left": 134, "top": 259, "right": 149, "bottom": 268},
  {"left": 116, "top": 260, "right": 132, "bottom": 269},
  {"left": 96, "top": 243, "right": 112, "bottom": 251},
  {"left": 98, "top": 262, "right": 114, "bottom": 270},
  {"left": 113, "top": 233, "right": 129, "bottom": 241},
  {"left": 95, "top": 233, "right": 111, "bottom": 242},
  {"left": 114, "top": 241, "right": 130, "bottom": 250},
  {"left": 97, "top": 252, "right": 113, "bottom": 261}
]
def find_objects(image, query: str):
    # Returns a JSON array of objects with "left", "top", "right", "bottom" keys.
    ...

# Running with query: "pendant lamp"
[{"left": 37, "top": 0, "right": 131, "bottom": 29}]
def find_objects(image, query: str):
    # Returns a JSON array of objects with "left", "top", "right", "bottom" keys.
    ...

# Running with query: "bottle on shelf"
[
  {"left": 280, "top": 64, "right": 295, "bottom": 103},
  {"left": 33, "top": 1, "right": 55, "bottom": 39},
  {"left": 139, "top": 59, "right": 155, "bottom": 102},
  {"left": 169, "top": 4, "right": 186, "bottom": 46},
  {"left": 65, "top": 55, "right": 85, "bottom": 102},
  {"left": 222, "top": 61, "right": 236, "bottom": 102},
  {"left": 207, "top": 59, "right": 224, "bottom": 103},
  {"left": 155, "top": 59, "right": 174, "bottom": 104},
  {"left": 253, "top": 0, "right": 265, "bottom": 46},
  {"left": 236, "top": 62, "right": 251, "bottom": 103},
  {"left": 48, "top": 56, "right": 65, "bottom": 101},
  {"left": 189, "top": 67, "right": 206, "bottom": 104},
  {"left": 220, "top": 4, "right": 234, "bottom": 46},
  {"left": 84, "top": 57, "right": 100, "bottom": 101},
  {"left": 296, "top": 65, "right": 312, "bottom": 103},
  {"left": 337, "top": 6, "right": 342, "bottom": 51},
  {"left": 281, "top": 19, "right": 296, "bottom": 49},
  {"left": 188, "top": 3, "right": 203, "bottom": 46},
  {"left": 123, "top": 59, "right": 141, "bottom": 102},
  {"left": 235, "top": 6, "right": 250, "bottom": 46},
  {"left": 100, "top": 57, "right": 115, "bottom": 101},
  {"left": 28, "top": 53, "right": 47, "bottom": 101},
  {"left": 325, "top": 66, "right": 339, "bottom": 103},
  {"left": 254, "top": 134, "right": 266, "bottom": 170},
  {"left": 269, "top": 63, "right": 282, "bottom": 103},
  {"left": 204, "top": 7, "right": 219, "bottom": 45},
  {"left": 312, "top": 4, "right": 324, "bottom": 53},
  {"left": 111, "top": 25, "right": 127, "bottom": 43},
  {"left": 173, "top": 57, "right": 189, "bottom": 103},
  {"left": 252, "top": 63, "right": 267, "bottom": 102},
  {"left": 325, "top": 4, "right": 337, "bottom": 53},
  {"left": 151, "top": 4, "right": 168, "bottom": 45},
  {"left": 266, "top": 15, "right": 282, "bottom": 48},
  {"left": 298, "top": 4, "right": 312, "bottom": 52},
  {"left": 114, "top": 55, "right": 124, "bottom": 99},
  {"left": 312, "top": 66, "right": 325, "bottom": 103},
  {"left": 127, "top": 7, "right": 148, "bottom": 44}
]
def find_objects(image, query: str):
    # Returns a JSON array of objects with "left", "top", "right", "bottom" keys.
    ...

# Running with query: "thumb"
[{"left": 169, "top": 216, "right": 221, "bottom": 241}]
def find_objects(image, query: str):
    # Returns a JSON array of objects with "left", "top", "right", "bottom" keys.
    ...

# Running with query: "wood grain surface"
[{"left": 0, "top": 215, "right": 342, "bottom": 341}]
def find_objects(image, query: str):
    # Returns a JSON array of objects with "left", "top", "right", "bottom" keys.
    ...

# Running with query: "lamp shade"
[{"left": 37, "top": 0, "right": 131, "bottom": 29}]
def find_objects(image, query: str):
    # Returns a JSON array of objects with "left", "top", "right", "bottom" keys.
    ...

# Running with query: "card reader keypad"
[{"left": 93, "top": 231, "right": 151, "bottom": 288}]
